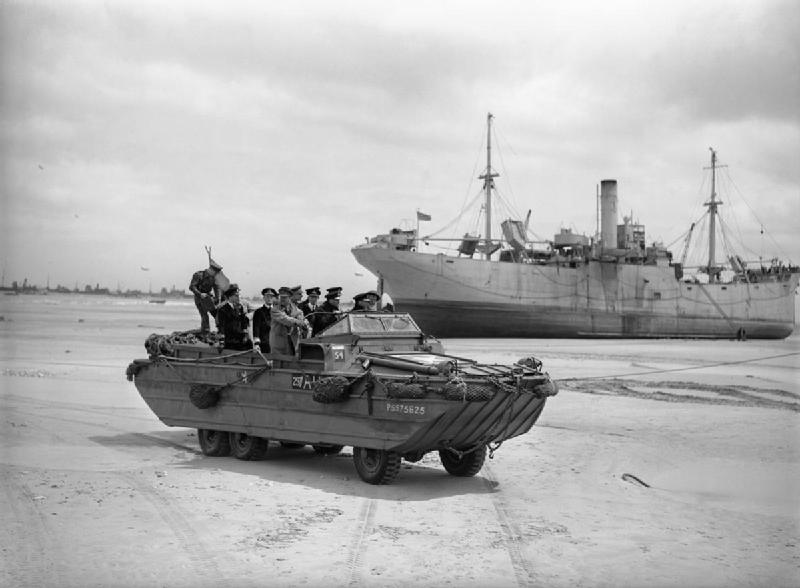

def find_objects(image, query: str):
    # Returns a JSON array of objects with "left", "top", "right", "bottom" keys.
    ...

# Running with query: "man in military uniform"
[
  {"left": 363, "top": 290, "right": 380, "bottom": 311},
  {"left": 351, "top": 290, "right": 380, "bottom": 312},
  {"left": 252, "top": 287, "right": 277, "bottom": 353},
  {"left": 312, "top": 286, "right": 343, "bottom": 336},
  {"left": 290, "top": 285, "right": 303, "bottom": 306},
  {"left": 216, "top": 285, "right": 251, "bottom": 350},
  {"left": 270, "top": 287, "right": 309, "bottom": 355},
  {"left": 189, "top": 259, "right": 222, "bottom": 333},
  {"left": 350, "top": 292, "right": 366, "bottom": 312},
  {"left": 298, "top": 287, "right": 321, "bottom": 318}
]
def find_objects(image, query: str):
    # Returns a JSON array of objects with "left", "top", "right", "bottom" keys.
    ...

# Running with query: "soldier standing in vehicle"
[
  {"left": 299, "top": 287, "right": 321, "bottom": 318},
  {"left": 270, "top": 287, "right": 309, "bottom": 355},
  {"left": 290, "top": 285, "right": 303, "bottom": 306},
  {"left": 363, "top": 290, "right": 380, "bottom": 311},
  {"left": 216, "top": 285, "right": 251, "bottom": 350},
  {"left": 350, "top": 290, "right": 380, "bottom": 312},
  {"left": 189, "top": 258, "right": 222, "bottom": 333},
  {"left": 252, "top": 287, "right": 277, "bottom": 353},
  {"left": 313, "top": 286, "right": 343, "bottom": 335}
]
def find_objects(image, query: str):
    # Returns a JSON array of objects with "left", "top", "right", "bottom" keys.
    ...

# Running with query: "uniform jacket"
[
  {"left": 312, "top": 300, "right": 342, "bottom": 336},
  {"left": 252, "top": 305, "right": 272, "bottom": 352},
  {"left": 269, "top": 302, "right": 307, "bottom": 355},
  {"left": 298, "top": 300, "right": 318, "bottom": 318},
  {"left": 216, "top": 301, "right": 250, "bottom": 349},
  {"left": 189, "top": 269, "right": 219, "bottom": 302}
]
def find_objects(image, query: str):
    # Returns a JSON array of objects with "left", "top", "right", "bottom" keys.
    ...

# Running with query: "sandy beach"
[{"left": 1, "top": 293, "right": 798, "bottom": 587}]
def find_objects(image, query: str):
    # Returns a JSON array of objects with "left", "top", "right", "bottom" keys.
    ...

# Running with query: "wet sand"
[{"left": 1, "top": 294, "right": 798, "bottom": 587}]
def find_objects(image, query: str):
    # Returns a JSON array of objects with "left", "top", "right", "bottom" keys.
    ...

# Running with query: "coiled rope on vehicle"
[{"left": 150, "top": 356, "right": 270, "bottom": 409}]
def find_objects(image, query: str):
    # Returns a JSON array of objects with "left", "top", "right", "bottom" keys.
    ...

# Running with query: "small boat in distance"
[
  {"left": 352, "top": 114, "right": 798, "bottom": 339},
  {"left": 148, "top": 298, "right": 166, "bottom": 304}
]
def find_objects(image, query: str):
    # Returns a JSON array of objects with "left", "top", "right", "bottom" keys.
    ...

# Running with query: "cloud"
[{"left": 1, "top": 0, "right": 798, "bottom": 294}]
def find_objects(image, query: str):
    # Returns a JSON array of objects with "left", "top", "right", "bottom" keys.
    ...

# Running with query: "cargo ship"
[{"left": 352, "top": 114, "right": 798, "bottom": 339}]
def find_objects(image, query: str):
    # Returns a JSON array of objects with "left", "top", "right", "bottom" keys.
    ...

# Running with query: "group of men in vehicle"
[{"left": 189, "top": 259, "right": 383, "bottom": 354}]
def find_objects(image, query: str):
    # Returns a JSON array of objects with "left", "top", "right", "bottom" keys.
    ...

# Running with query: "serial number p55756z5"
[{"left": 385, "top": 402, "right": 426, "bottom": 416}]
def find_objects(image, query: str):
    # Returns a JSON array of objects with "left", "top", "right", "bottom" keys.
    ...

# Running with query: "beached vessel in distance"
[
  {"left": 352, "top": 114, "right": 798, "bottom": 339},
  {"left": 126, "top": 311, "right": 557, "bottom": 484}
]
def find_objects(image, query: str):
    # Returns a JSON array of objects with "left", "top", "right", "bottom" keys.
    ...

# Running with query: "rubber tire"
[
  {"left": 198, "top": 429, "right": 231, "bottom": 457},
  {"left": 312, "top": 444, "right": 344, "bottom": 455},
  {"left": 352, "top": 447, "right": 402, "bottom": 485},
  {"left": 439, "top": 445, "right": 487, "bottom": 477},
  {"left": 279, "top": 442, "right": 305, "bottom": 449},
  {"left": 229, "top": 432, "right": 269, "bottom": 461}
]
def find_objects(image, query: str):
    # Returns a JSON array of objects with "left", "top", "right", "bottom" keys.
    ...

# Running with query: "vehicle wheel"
[
  {"left": 197, "top": 429, "right": 231, "bottom": 456},
  {"left": 279, "top": 441, "right": 305, "bottom": 449},
  {"left": 439, "top": 445, "right": 487, "bottom": 477},
  {"left": 352, "top": 447, "right": 402, "bottom": 485},
  {"left": 312, "top": 444, "right": 344, "bottom": 455},
  {"left": 229, "top": 432, "right": 269, "bottom": 461}
]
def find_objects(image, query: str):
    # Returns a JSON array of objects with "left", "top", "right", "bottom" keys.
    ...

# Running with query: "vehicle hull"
[{"left": 130, "top": 349, "right": 550, "bottom": 453}]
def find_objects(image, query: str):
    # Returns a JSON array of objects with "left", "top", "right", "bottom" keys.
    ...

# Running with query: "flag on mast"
[{"left": 416, "top": 210, "right": 431, "bottom": 221}]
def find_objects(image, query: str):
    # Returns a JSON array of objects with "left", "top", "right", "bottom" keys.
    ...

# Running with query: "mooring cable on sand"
[
  {"left": 557, "top": 350, "right": 800, "bottom": 383},
  {"left": 621, "top": 473, "right": 650, "bottom": 488}
]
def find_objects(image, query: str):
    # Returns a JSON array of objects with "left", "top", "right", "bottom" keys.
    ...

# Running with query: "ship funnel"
[{"left": 600, "top": 179, "right": 618, "bottom": 252}]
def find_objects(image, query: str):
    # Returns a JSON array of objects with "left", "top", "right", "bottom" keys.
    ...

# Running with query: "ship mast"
[
  {"left": 704, "top": 147, "right": 725, "bottom": 282},
  {"left": 478, "top": 112, "right": 499, "bottom": 260}
]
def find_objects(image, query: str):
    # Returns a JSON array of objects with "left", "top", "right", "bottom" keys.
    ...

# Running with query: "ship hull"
[{"left": 353, "top": 246, "right": 797, "bottom": 339}]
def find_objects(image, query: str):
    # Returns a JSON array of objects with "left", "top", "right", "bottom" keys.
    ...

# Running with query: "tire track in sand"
[
  {"left": 346, "top": 497, "right": 377, "bottom": 586},
  {"left": 4, "top": 392, "right": 156, "bottom": 423},
  {"left": 0, "top": 468, "right": 63, "bottom": 587},
  {"left": 119, "top": 472, "right": 228, "bottom": 584},
  {"left": 482, "top": 463, "right": 537, "bottom": 587},
  {"left": 9, "top": 406, "right": 198, "bottom": 453}
]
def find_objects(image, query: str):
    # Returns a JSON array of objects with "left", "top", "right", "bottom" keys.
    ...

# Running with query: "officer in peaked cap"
[
  {"left": 313, "top": 286, "right": 343, "bottom": 336},
  {"left": 216, "top": 284, "right": 251, "bottom": 350},
  {"left": 270, "top": 286, "right": 309, "bottom": 355},
  {"left": 252, "top": 287, "right": 278, "bottom": 353},
  {"left": 299, "top": 286, "right": 321, "bottom": 319},
  {"left": 351, "top": 290, "right": 379, "bottom": 312}
]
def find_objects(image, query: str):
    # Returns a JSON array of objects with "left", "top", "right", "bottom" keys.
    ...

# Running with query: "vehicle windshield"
[
  {"left": 318, "top": 313, "right": 421, "bottom": 337},
  {"left": 351, "top": 314, "right": 419, "bottom": 334}
]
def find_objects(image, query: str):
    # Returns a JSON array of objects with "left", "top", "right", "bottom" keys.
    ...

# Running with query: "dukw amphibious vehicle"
[{"left": 126, "top": 312, "right": 557, "bottom": 484}]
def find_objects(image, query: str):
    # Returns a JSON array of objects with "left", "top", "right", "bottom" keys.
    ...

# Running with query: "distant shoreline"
[{"left": 0, "top": 286, "right": 193, "bottom": 300}]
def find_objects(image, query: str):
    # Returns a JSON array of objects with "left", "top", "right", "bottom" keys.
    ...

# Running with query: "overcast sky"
[{"left": 2, "top": 0, "right": 798, "bottom": 297}]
